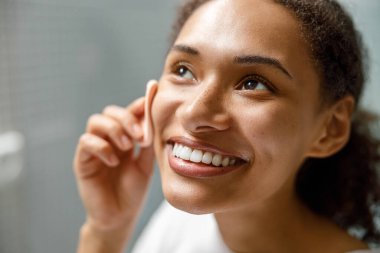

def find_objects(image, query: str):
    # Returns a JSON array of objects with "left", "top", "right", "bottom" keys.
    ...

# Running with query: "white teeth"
[
  {"left": 212, "top": 154, "right": 222, "bottom": 166},
  {"left": 222, "top": 157, "right": 230, "bottom": 167},
  {"left": 175, "top": 145, "right": 183, "bottom": 157},
  {"left": 172, "top": 143, "right": 178, "bottom": 155},
  {"left": 190, "top": 149, "right": 203, "bottom": 163},
  {"left": 172, "top": 143, "right": 238, "bottom": 167},
  {"left": 202, "top": 152, "right": 213, "bottom": 164},
  {"left": 180, "top": 146, "right": 192, "bottom": 160}
]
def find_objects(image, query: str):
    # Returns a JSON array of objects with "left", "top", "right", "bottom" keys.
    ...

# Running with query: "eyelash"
[
  {"left": 238, "top": 75, "right": 275, "bottom": 92},
  {"left": 171, "top": 62, "right": 196, "bottom": 81},
  {"left": 170, "top": 62, "right": 275, "bottom": 92}
]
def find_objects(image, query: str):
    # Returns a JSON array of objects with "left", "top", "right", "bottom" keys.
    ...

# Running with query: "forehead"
[{"left": 175, "top": 0, "right": 307, "bottom": 65}]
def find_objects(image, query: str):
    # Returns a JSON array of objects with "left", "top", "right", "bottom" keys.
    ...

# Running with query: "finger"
[
  {"left": 86, "top": 114, "right": 132, "bottom": 151},
  {"left": 76, "top": 133, "right": 120, "bottom": 168},
  {"left": 127, "top": 97, "right": 145, "bottom": 116},
  {"left": 73, "top": 148, "right": 102, "bottom": 179},
  {"left": 103, "top": 105, "right": 143, "bottom": 141}
]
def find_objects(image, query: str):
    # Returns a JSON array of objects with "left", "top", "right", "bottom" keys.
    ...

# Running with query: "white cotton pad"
[{"left": 140, "top": 79, "right": 158, "bottom": 147}]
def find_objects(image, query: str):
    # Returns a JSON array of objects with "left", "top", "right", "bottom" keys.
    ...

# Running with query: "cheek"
[
  {"left": 235, "top": 102, "right": 310, "bottom": 199},
  {"left": 246, "top": 104, "right": 304, "bottom": 153},
  {"left": 151, "top": 84, "right": 181, "bottom": 137},
  {"left": 151, "top": 82, "right": 183, "bottom": 172}
]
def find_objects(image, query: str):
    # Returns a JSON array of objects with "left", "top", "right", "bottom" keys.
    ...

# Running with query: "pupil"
[
  {"left": 244, "top": 80, "right": 258, "bottom": 90},
  {"left": 179, "top": 67, "right": 186, "bottom": 76}
]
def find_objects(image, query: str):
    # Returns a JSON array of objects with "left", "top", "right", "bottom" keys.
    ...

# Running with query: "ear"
[{"left": 306, "top": 95, "right": 355, "bottom": 158}]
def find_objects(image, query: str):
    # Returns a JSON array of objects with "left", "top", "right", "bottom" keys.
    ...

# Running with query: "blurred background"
[{"left": 0, "top": 0, "right": 379, "bottom": 252}]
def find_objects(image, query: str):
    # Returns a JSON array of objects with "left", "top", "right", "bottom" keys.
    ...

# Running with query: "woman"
[{"left": 73, "top": 0, "right": 380, "bottom": 252}]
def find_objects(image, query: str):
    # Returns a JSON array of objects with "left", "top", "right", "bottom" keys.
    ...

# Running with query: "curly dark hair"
[{"left": 169, "top": 0, "right": 380, "bottom": 246}]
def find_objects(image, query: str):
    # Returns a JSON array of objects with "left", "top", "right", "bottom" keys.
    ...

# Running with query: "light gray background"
[{"left": 0, "top": 0, "right": 379, "bottom": 253}]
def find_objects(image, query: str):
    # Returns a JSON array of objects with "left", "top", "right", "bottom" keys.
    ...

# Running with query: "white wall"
[{"left": 342, "top": 0, "right": 380, "bottom": 114}]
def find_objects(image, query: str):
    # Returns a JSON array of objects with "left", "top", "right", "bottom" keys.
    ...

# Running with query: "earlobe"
[{"left": 306, "top": 96, "right": 355, "bottom": 158}]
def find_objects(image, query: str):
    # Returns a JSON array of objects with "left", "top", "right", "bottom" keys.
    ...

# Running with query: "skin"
[
  {"left": 74, "top": 99, "right": 155, "bottom": 253},
  {"left": 73, "top": 0, "right": 367, "bottom": 252}
]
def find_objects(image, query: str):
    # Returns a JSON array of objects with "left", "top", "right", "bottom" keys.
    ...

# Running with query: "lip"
[
  {"left": 167, "top": 136, "right": 248, "bottom": 162},
  {"left": 166, "top": 145, "right": 246, "bottom": 178}
]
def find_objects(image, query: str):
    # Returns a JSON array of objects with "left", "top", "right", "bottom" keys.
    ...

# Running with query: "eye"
[
  {"left": 239, "top": 76, "right": 270, "bottom": 91},
  {"left": 174, "top": 64, "right": 195, "bottom": 80}
]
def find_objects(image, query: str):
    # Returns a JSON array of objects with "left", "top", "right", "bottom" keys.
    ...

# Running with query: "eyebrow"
[
  {"left": 171, "top": 44, "right": 200, "bottom": 55},
  {"left": 234, "top": 55, "right": 292, "bottom": 79},
  {"left": 170, "top": 44, "right": 293, "bottom": 79}
]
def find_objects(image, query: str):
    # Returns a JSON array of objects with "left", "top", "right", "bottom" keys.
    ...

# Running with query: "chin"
[
  {"left": 156, "top": 145, "right": 241, "bottom": 215},
  {"left": 160, "top": 175, "right": 225, "bottom": 215},
  {"left": 163, "top": 192, "right": 216, "bottom": 215}
]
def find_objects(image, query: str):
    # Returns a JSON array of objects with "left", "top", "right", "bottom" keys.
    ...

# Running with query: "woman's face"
[{"left": 152, "top": 0, "right": 325, "bottom": 214}]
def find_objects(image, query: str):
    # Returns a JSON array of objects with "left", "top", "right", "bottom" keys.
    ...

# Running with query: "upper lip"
[{"left": 167, "top": 136, "right": 249, "bottom": 162}]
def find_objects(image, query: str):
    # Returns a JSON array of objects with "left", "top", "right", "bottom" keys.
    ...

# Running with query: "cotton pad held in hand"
[{"left": 140, "top": 80, "right": 158, "bottom": 147}]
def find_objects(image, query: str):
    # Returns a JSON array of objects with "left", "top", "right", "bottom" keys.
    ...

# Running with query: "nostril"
[
  {"left": 181, "top": 109, "right": 231, "bottom": 133},
  {"left": 194, "top": 125, "right": 218, "bottom": 132},
  {"left": 178, "top": 88, "right": 231, "bottom": 133}
]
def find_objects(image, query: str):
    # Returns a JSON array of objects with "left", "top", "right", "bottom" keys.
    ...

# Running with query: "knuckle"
[
  {"left": 123, "top": 111, "right": 135, "bottom": 125},
  {"left": 79, "top": 133, "right": 91, "bottom": 145},
  {"left": 103, "top": 105, "right": 118, "bottom": 114},
  {"left": 87, "top": 114, "right": 101, "bottom": 126},
  {"left": 108, "top": 122, "right": 122, "bottom": 135},
  {"left": 97, "top": 142, "right": 110, "bottom": 154}
]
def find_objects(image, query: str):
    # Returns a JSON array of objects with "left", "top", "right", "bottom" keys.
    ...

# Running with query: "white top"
[{"left": 132, "top": 200, "right": 379, "bottom": 253}]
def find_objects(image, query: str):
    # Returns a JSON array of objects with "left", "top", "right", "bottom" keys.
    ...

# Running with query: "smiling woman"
[{"left": 73, "top": 0, "right": 380, "bottom": 252}]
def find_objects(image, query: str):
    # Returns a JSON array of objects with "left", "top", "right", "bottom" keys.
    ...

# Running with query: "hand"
[{"left": 73, "top": 97, "right": 155, "bottom": 243}]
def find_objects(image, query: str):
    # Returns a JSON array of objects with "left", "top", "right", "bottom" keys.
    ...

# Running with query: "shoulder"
[{"left": 131, "top": 200, "right": 232, "bottom": 253}]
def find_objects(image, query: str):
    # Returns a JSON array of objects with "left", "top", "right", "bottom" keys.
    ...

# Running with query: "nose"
[{"left": 178, "top": 80, "right": 231, "bottom": 134}]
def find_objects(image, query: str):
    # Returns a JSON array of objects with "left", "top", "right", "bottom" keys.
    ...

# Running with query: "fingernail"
[
  {"left": 108, "top": 154, "right": 119, "bottom": 166},
  {"left": 131, "top": 123, "right": 143, "bottom": 138},
  {"left": 121, "top": 135, "right": 132, "bottom": 150}
]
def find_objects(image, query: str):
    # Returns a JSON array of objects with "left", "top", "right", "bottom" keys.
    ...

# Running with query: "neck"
[{"left": 214, "top": 185, "right": 365, "bottom": 253}]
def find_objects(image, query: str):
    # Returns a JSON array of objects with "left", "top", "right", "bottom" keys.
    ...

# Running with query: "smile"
[
  {"left": 166, "top": 137, "right": 248, "bottom": 178},
  {"left": 172, "top": 143, "right": 237, "bottom": 167}
]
